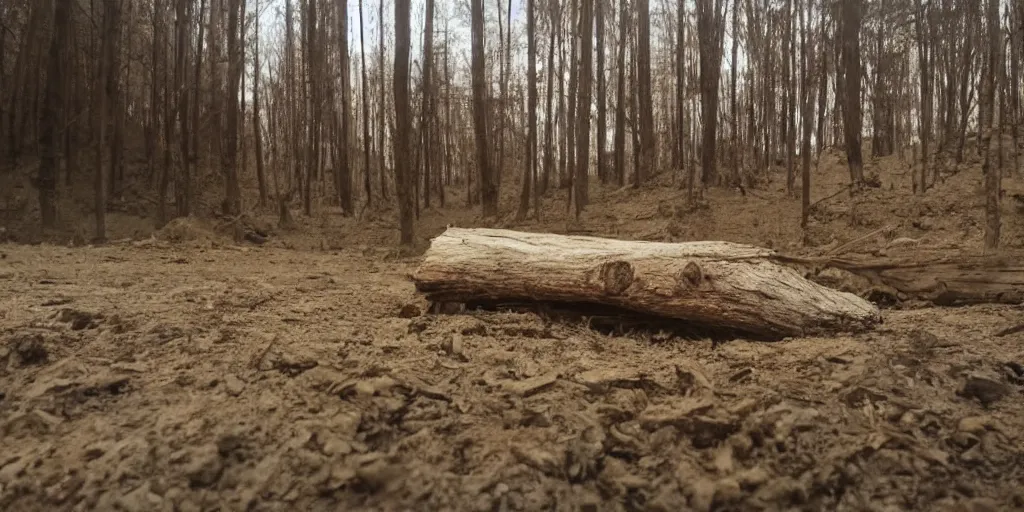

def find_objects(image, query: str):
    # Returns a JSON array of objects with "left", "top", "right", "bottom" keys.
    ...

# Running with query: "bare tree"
[
  {"left": 981, "top": 0, "right": 1001, "bottom": 248},
  {"left": 841, "top": 0, "right": 864, "bottom": 185},
  {"left": 637, "top": 0, "right": 656, "bottom": 186},
  {"left": 575, "top": 0, "right": 595, "bottom": 216},
  {"left": 223, "top": 0, "right": 243, "bottom": 217},
  {"left": 471, "top": 0, "right": 498, "bottom": 217},
  {"left": 696, "top": 0, "right": 726, "bottom": 187},
  {"left": 615, "top": 0, "right": 628, "bottom": 187},
  {"left": 518, "top": 0, "right": 537, "bottom": 220},
  {"left": 596, "top": 0, "right": 607, "bottom": 184},
  {"left": 394, "top": 0, "right": 414, "bottom": 243},
  {"left": 422, "top": 0, "right": 435, "bottom": 211},
  {"left": 337, "top": 0, "right": 353, "bottom": 214},
  {"left": 253, "top": 0, "right": 268, "bottom": 206},
  {"left": 38, "top": 0, "right": 75, "bottom": 228},
  {"left": 359, "top": 0, "right": 372, "bottom": 207}
]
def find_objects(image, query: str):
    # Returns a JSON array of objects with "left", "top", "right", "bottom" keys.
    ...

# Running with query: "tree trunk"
[
  {"left": 394, "top": 0, "right": 415, "bottom": 244},
  {"left": 471, "top": 0, "right": 498, "bottom": 218},
  {"left": 378, "top": 0, "right": 388, "bottom": 203},
  {"left": 614, "top": 0, "right": 628, "bottom": 188},
  {"left": 518, "top": 0, "right": 537, "bottom": 220},
  {"left": 799, "top": 0, "right": 814, "bottom": 231},
  {"left": 596, "top": 0, "right": 607, "bottom": 184},
  {"left": 696, "top": 0, "right": 725, "bottom": 187},
  {"left": 253, "top": 0, "right": 268, "bottom": 206},
  {"left": 637, "top": 0, "right": 656, "bottom": 185},
  {"left": 542, "top": 1, "right": 559, "bottom": 195},
  {"left": 915, "top": 0, "right": 932, "bottom": 194},
  {"left": 338, "top": 0, "right": 353, "bottom": 214},
  {"left": 209, "top": 0, "right": 223, "bottom": 169},
  {"left": 175, "top": 0, "right": 192, "bottom": 218},
  {"left": 223, "top": 0, "right": 242, "bottom": 218},
  {"left": 38, "top": 0, "right": 75, "bottom": 228},
  {"left": 107, "top": 0, "right": 124, "bottom": 198},
  {"left": 421, "top": 0, "right": 435, "bottom": 212},
  {"left": 730, "top": 0, "right": 740, "bottom": 187},
  {"left": 981, "top": 0, "right": 1001, "bottom": 249},
  {"left": 841, "top": 0, "right": 864, "bottom": 185},
  {"left": 359, "top": 0, "right": 372, "bottom": 207},
  {"left": 574, "top": 0, "right": 594, "bottom": 217},
  {"left": 414, "top": 228, "right": 881, "bottom": 339}
]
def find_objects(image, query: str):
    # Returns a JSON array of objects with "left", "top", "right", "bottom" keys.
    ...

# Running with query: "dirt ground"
[{"left": 1, "top": 150, "right": 1024, "bottom": 511}]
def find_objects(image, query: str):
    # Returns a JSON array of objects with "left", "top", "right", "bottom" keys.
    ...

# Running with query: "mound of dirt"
[{"left": 155, "top": 217, "right": 217, "bottom": 244}]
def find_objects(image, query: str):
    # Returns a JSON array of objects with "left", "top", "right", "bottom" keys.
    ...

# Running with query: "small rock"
[
  {"left": 116, "top": 483, "right": 163, "bottom": 512},
  {"left": 397, "top": 304, "right": 421, "bottom": 318},
  {"left": 714, "top": 478, "right": 743, "bottom": 504},
  {"left": 216, "top": 434, "right": 245, "bottom": 459},
  {"left": 12, "top": 334, "right": 48, "bottom": 366},
  {"left": 687, "top": 478, "right": 717, "bottom": 512},
  {"left": 82, "top": 440, "right": 112, "bottom": 460},
  {"left": 959, "top": 377, "right": 1011, "bottom": 407},
  {"left": 184, "top": 446, "right": 223, "bottom": 488},
  {"left": 735, "top": 467, "right": 771, "bottom": 489},
  {"left": 958, "top": 416, "right": 1002, "bottom": 435},
  {"left": 223, "top": 375, "right": 246, "bottom": 396},
  {"left": 964, "top": 497, "right": 1002, "bottom": 512},
  {"left": 444, "top": 333, "right": 465, "bottom": 359},
  {"left": 503, "top": 372, "right": 559, "bottom": 397},
  {"left": 354, "top": 460, "right": 405, "bottom": 492},
  {"left": 913, "top": 217, "right": 934, "bottom": 231}
]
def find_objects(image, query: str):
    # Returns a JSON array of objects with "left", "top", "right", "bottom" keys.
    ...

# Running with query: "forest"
[
  {"left": 0, "top": 0, "right": 1016, "bottom": 247},
  {"left": 1, "top": 1, "right": 1023, "bottom": 511}
]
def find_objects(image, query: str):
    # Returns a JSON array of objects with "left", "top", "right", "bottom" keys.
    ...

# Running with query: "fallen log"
[
  {"left": 413, "top": 228, "right": 881, "bottom": 339},
  {"left": 786, "top": 252, "right": 1024, "bottom": 306}
]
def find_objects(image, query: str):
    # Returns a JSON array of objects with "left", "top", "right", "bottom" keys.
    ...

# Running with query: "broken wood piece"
[
  {"left": 413, "top": 228, "right": 880, "bottom": 339},
  {"left": 786, "top": 251, "right": 1024, "bottom": 306}
]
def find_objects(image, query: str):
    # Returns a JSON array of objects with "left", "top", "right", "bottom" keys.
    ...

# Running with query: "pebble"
[
  {"left": 116, "top": 482, "right": 164, "bottom": 512},
  {"left": 184, "top": 446, "right": 223, "bottom": 488}
]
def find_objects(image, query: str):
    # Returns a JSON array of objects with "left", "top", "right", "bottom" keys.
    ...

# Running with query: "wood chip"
[{"left": 503, "top": 372, "right": 559, "bottom": 397}]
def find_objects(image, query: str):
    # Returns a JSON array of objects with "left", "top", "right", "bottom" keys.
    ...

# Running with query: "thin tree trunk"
[
  {"left": 394, "top": 0, "right": 415, "bottom": 243},
  {"left": 915, "top": 0, "right": 932, "bottom": 193},
  {"left": 253, "top": 0, "right": 268, "bottom": 206},
  {"left": 337, "top": 0, "right": 352, "bottom": 214},
  {"left": 518, "top": 0, "right": 537, "bottom": 220},
  {"left": 175, "top": 0, "right": 192, "bottom": 218},
  {"left": 472, "top": 0, "right": 497, "bottom": 217},
  {"left": 842, "top": 0, "right": 864, "bottom": 185},
  {"left": 574, "top": 0, "right": 594, "bottom": 217},
  {"left": 982, "top": 0, "right": 1001, "bottom": 248},
  {"left": 358, "top": 0, "right": 372, "bottom": 207},
  {"left": 223, "top": 0, "right": 242, "bottom": 217},
  {"left": 637, "top": 0, "right": 656, "bottom": 185},
  {"left": 421, "top": 0, "right": 435, "bottom": 211},
  {"left": 615, "top": 0, "right": 628, "bottom": 187},
  {"left": 542, "top": 1, "right": 559, "bottom": 195},
  {"left": 39, "top": 0, "right": 74, "bottom": 228},
  {"left": 800, "top": 0, "right": 814, "bottom": 232},
  {"left": 379, "top": 0, "right": 388, "bottom": 202},
  {"left": 596, "top": 0, "right": 607, "bottom": 184}
]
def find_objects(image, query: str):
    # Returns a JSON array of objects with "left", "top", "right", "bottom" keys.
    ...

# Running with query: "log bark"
[{"left": 414, "top": 228, "right": 880, "bottom": 338}]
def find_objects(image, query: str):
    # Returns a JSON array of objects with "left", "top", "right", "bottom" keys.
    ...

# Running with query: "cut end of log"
[{"left": 413, "top": 228, "right": 882, "bottom": 339}]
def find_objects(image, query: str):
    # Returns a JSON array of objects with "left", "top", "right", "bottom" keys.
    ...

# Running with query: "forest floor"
[{"left": 1, "top": 150, "right": 1024, "bottom": 511}]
